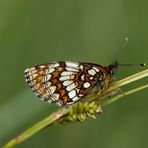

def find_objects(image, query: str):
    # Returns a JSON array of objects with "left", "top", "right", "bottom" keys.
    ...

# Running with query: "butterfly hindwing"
[{"left": 24, "top": 64, "right": 55, "bottom": 103}]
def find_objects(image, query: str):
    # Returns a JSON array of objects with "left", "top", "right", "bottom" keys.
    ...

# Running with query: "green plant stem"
[
  {"left": 100, "top": 84, "right": 148, "bottom": 106},
  {"left": 116, "top": 69, "right": 148, "bottom": 87},
  {"left": 103, "top": 69, "right": 148, "bottom": 95},
  {"left": 3, "top": 108, "right": 70, "bottom": 148},
  {"left": 2, "top": 69, "right": 148, "bottom": 148}
]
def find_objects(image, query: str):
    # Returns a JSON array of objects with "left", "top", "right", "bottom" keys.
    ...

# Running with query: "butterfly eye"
[
  {"left": 108, "top": 62, "right": 118, "bottom": 75},
  {"left": 110, "top": 67, "right": 117, "bottom": 75}
]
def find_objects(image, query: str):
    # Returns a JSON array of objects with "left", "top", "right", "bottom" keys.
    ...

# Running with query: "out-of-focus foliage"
[{"left": 0, "top": 0, "right": 147, "bottom": 148}]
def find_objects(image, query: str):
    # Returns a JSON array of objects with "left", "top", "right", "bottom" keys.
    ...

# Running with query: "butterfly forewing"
[{"left": 25, "top": 61, "right": 105, "bottom": 106}]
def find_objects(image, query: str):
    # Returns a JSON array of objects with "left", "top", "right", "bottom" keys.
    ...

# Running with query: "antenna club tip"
[{"left": 140, "top": 63, "right": 146, "bottom": 67}]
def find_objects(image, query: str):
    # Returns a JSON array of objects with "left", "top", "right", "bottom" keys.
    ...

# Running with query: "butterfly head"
[{"left": 107, "top": 61, "right": 118, "bottom": 75}]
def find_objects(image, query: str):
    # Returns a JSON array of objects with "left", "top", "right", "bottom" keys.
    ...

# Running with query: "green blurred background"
[{"left": 0, "top": 0, "right": 148, "bottom": 148}]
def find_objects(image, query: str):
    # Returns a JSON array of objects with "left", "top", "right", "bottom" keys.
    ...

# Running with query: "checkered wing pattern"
[
  {"left": 24, "top": 61, "right": 105, "bottom": 106},
  {"left": 24, "top": 64, "right": 55, "bottom": 103}
]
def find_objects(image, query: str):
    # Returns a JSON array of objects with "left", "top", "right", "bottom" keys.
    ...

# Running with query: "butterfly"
[{"left": 24, "top": 61, "right": 118, "bottom": 106}]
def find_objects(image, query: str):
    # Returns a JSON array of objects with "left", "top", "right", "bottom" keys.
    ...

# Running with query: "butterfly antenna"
[
  {"left": 113, "top": 37, "right": 146, "bottom": 68},
  {"left": 119, "top": 63, "right": 146, "bottom": 67},
  {"left": 114, "top": 37, "right": 129, "bottom": 63}
]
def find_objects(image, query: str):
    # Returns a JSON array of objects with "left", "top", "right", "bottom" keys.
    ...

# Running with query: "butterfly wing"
[
  {"left": 24, "top": 63, "right": 55, "bottom": 103},
  {"left": 25, "top": 61, "right": 104, "bottom": 106}
]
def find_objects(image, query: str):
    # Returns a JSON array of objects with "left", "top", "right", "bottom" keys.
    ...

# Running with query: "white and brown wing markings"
[
  {"left": 74, "top": 63, "right": 103, "bottom": 97},
  {"left": 44, "top": 62, "right": 66, "bottom": 104},
  {"left": 25, "top": 61, "right": 105, "bottom": 106},
  {"left": 44, "top": 61, "right": 80, "bottom": 106},
  {"left": 45, "top": 62, "right": 103, "bottom": 106},
  {"left": 24, "top": 64, "right": 54, "bottom": 102}
]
